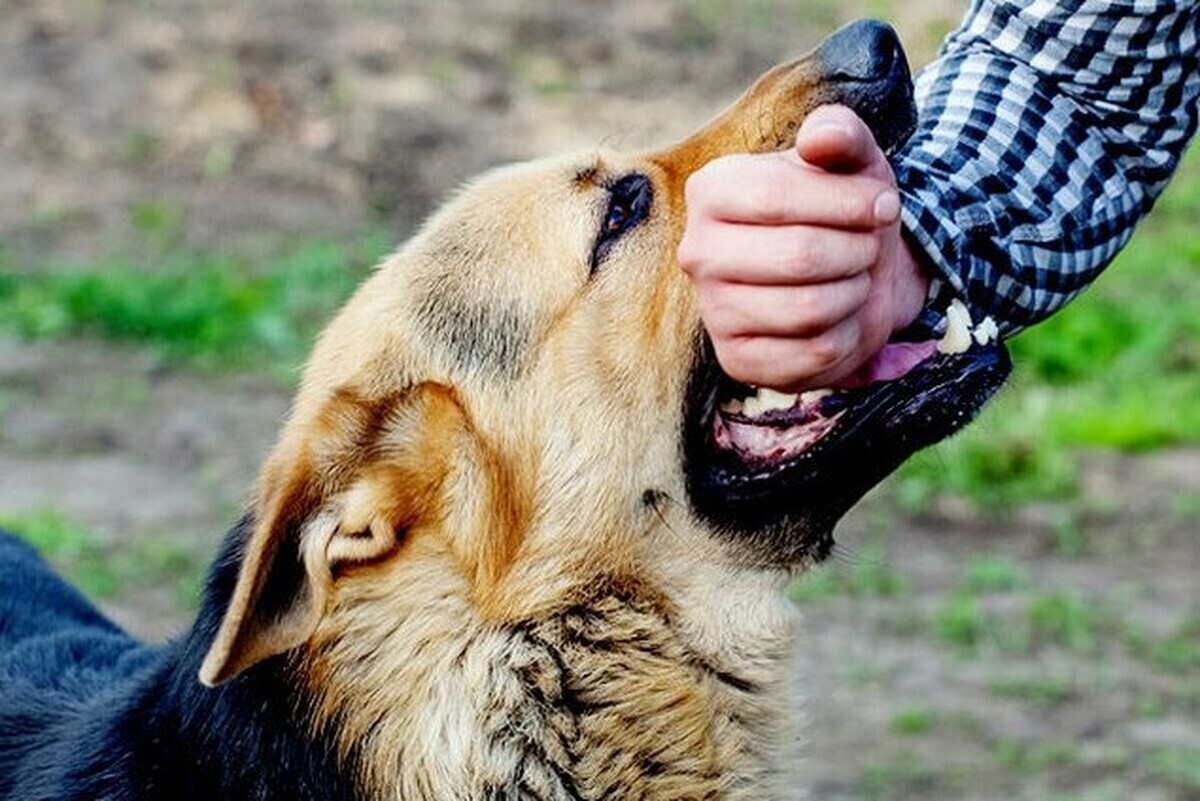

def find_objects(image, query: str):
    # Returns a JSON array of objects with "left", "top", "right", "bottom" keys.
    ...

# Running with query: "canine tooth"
[
  {"left": 742, "top": 387, "right": 798, "bottom": 417},
  {"left": 720, "top": 398, "right": 745, "bottom": 416},
  {"left": 800, "top": 389, "right": 833, "bottom": 405},
  {"left": 973, "top": 316, "right": 999, "bottom": 346},
  {"left": 937, "top": 298, "right": 974, "bottom": 355}
]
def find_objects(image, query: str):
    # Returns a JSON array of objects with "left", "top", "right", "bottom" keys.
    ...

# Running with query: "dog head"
[{"left": 199, "top": 21, "right": 1008, "bottom": 687}]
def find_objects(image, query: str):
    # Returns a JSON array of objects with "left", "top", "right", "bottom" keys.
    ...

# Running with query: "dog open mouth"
[
  {"left": 713, "top": 301, "right": 1000, "bottom": 468},
  {"left": 681, "top": 22, "right": 1012, "bottom": 559},
  {"left": 685, "top": 302, "right": 1011, "bottom": 549}
]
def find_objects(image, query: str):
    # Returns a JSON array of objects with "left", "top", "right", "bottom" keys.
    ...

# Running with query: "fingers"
[
  {"left": 679, "top": 223, "right": 881, "bottom": 286},
  {"left": 685, "top": 151, "right": 899, "bottom": 230},
  {"left": 795, "top": 104, "right": 890, "bottom": 176},
  {"left": 710, "top": 317, "right": 865, "bottom": 391},
  {"left": 697, "top": 273, "right": 872, "bottom": 340},
  {"left": 678, "top": 102, "right": 913, "bottom": 392}
]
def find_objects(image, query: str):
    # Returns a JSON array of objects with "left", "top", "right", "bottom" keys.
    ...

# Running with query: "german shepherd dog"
[{"left": 0, "top": 21, "right": 1009, "bottom": 800}]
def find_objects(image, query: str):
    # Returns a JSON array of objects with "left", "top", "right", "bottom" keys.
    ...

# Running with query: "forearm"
[{"left": 895, "top": 0, "right": 1200, "bottom": 336}]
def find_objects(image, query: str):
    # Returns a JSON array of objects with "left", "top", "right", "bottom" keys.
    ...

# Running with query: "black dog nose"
[
  {"left": 810, "top": 19, "right": 916, "bottom": 154},
  {"left": 816, "top": 19, "right": 902, "bottom": 83}
]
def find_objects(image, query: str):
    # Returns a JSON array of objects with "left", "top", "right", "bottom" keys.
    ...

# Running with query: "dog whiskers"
[
  {"left": 825, "top": 542, "right": 862, "bottom": 567},
  {"left": 643, "top": 488, "right": 690, "bottom": 545}
]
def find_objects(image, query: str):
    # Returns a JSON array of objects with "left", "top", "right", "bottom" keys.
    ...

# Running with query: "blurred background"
[{"left": 0, "top": 1, "right": 1197, "bottom": 798}]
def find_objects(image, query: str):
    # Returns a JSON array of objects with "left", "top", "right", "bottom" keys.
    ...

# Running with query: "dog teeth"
[
  {"left": 973, "top": 316, "right": 999, "bottom": 346},
  {"left": 937, "top": 298, "right": 974, "bottom": 355},
  {"left": 719, "top": 398, "right": 745, "bottom": 416},
  {"left": 740, "top": 387, "right": 799, "bottom": 418},
  {"left": 722, "top": 387, "right": 836, "bottom": 419}
]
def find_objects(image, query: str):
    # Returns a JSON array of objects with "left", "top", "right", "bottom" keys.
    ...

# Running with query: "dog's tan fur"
[{"left": 198, "top": 51, "right": 849, "bottom": 800}]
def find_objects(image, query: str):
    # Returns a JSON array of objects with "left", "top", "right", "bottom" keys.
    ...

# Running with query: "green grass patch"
[
  {"left": 1048, "top": 511, "right": 1090, "bottom": 557},
  {"left": 894, "top": 391, "right": 1080, "bottom": 511},
  {"left": 788, "top": 547, "right": 909, "bottom": 603},
  {"left": 1144, "top": 746, "right": 1200, "bottom": 790},
  {"left": 860, "top": 753, "right": 943, "bottom": 800},
  {"left": 950, "top": 589, "right": 1120, "bottom": 655},
  {"left": 962, "top": 554, "right": 1031, "bottom": 594},
  {"left": 0, "top": 231, "right": 388, "bottom": 372},
  {"left": 1125, "top": 616, "right": 1200, "bottom": 675},
  {"left": 1027, "top": 591, "right": 1108, "bottom": 652},
  {"left": 890, "top": 706, "right": 936, "bottom": 736},
  {"left": 1134, "top": 694, "right": 1169, "bottom": 719},
  {"left": 1146, "top": 629, "right": 1200, "bottom": 674},
  {"left": 0, "top": 508, "right": 123, "bottom": 598},
  {"left": 932, "top": 592, "right": 1028, "bottom": 655},
  {"left": 989, "top": 674, "right": 1079, "bottom": 707},
  {"left": 992, "top": 738, "right": 1080, "bottom": 775},
  {"left": 0, "top": 508, "right": 207, "bottom": 610},
  {"left": 1034, "top": 787, "right": 1127, "bottom": 801},
  {"left": 1173, "top": 491, "right": 1200, "bottom": 519}
]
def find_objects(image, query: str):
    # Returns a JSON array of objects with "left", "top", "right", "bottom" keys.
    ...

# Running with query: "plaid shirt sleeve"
[{"left": 894, "top": 0, "right": 1200, "bottom": 336}]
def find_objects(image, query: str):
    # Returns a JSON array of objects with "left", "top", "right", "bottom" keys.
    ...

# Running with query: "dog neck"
[
  {"left": 297, "top": 536, "right": 803, "bottom": 800},
  {"left": 645, "top": 543, "right": 806, "bottom": 799}
]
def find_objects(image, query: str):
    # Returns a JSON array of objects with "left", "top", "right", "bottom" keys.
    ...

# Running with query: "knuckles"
[
  {"left": 803, "top": 330, "right": 849, "bottom": 375},
  {"left": 683, "top": 156, "right": 746, "bottom": 216},
  {"left": 707, "top": 324, "right": 858, "bottom": 391},
  {"left": 710, "top": 337, "right": 776, "bottom": 387}
]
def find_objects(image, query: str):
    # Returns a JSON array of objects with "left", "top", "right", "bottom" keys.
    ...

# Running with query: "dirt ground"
[{"left": 1, "top": 1, "right": 1197, "bottom": 799}]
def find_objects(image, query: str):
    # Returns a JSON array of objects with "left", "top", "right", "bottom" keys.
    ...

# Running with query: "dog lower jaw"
[
  {"left": 707, "top": 302, "right": 1004, "bottom": 476},
  {"left": 684, "top": 336, "right": 1011, "bottom": 557},
  {"left": 707, "top": 340, "right": 942, "bottom": 471}
]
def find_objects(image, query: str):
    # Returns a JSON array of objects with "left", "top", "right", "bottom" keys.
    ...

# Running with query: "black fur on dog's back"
[{"left": 0, "top": 523, "right": 363, "bottom": 801}]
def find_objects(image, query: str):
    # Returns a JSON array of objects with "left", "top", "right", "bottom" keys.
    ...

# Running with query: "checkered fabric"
[{"left": 894, "top": 0, "right": 1200, "bottom": 336}]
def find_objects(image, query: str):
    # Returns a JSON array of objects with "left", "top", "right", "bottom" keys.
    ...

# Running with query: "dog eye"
[{"left": 590, "top": 173, "right": 652, "bottom": 274}]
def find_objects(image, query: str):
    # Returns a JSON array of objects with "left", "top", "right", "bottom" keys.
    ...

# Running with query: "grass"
[
  {"left": 1125, "top": 615, "right": 1200, "bottom": 675},
  {"left": 1, "top": 508, "right": 123, "bottom": 598},
  {"left": 1026, "top": 591, "right": 1110, "bottom": 652},
  {"left": 988, "top": 674, "right": 1080, "bottom": 707},
  {"left": 0, "top": 508, "right": 206, "bottom": 610},
  {"left": 992, "top": 738, "right": 1080, "bottom": 776},
  {"left": 893, "top": 394, "right": 1081, "bottom": 511},
  {"left": 860, "top": 753, "right": 944, "bottom": 800},
  {"left": 932, "top": 592, "right": 1029, "bottom": 655},
  {"left": 890, "top": 706, "right": 936, "bottom": 736},
  {"left": 962, "top": 554, "right": 1031, "bottom": 593},
  {"left": 932, "top": 561, "right": 1134, "bottom": 657},
  {"left": 0, "top": 228, "right": 388, "bottom": 375},
  {"left": 927, "top": 556, "right": 1196, "bottom": 674},
  {"left": 1145, "top": 746, "right": 1200, "bottom": 790},
  {"left": 789, "top": 545, "right": 910, "bottom": 603}
]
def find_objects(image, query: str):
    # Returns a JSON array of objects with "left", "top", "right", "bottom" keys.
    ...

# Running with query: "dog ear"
[{"left": 199, "top": 383, "right": 464, "bottom": 686}]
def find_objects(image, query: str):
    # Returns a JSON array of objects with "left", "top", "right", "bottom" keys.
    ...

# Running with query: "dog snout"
[
  {"left": 816, "top": 19, "right": 902, "bottom": 83},
  {"left": 814, "top": 20, "right": 915, "bottom": 154}
]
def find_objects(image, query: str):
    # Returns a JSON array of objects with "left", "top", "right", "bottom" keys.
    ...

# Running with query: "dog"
[{"left": 0, "top": 20, "right": 1009, "bottom": 800}]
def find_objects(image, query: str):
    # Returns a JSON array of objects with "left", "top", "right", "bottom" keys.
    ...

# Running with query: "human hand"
[{"left": 678, "top": 104, "right": 929, "bottom": 392}]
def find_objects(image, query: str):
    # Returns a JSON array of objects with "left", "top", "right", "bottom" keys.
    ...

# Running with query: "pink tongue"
[{"left": 834, "top": 341, "right": 938, "bottom": 390}]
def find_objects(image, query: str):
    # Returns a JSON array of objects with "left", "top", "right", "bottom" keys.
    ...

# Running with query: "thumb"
[{"left": 795, "top": 105, "right": 889, "bottom": 177}]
